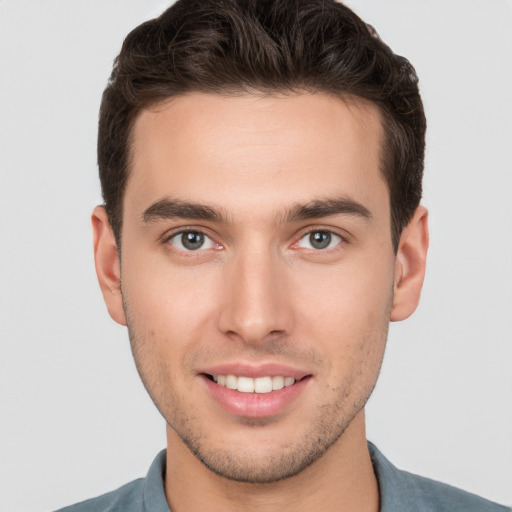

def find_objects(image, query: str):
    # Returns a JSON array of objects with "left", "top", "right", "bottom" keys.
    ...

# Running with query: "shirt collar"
[
  {"left": 142, "top": 450, "right": 171, "bottom": 512},
  {"left": 144, "top": 444, "right": 431, "bottom": 512}
]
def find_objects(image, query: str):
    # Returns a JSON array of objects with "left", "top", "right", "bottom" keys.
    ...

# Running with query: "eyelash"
[
  {"left": 163, "top": 227, "right": 347, "bottom": 255},
  {"left": 165, "top": 229, "right": 222, "bottom": 254},
  {"left": 293, "top": 230, "right": 344, "bottom": 252}
]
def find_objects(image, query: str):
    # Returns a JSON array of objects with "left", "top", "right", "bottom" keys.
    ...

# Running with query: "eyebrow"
[
  {"left": 141, "top": 196, "right": 372, "bottom": 225},
  {"left": 285, "top": 197, "right": 372, "bottom": 223},
  {"left": 142, "top": 198, "right": 228, "bottom": 223}
]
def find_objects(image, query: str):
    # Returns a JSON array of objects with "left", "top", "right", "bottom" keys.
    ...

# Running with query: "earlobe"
[
  {"left": 390, "top": 206, "right": 429, "bottom": 322},
  {"left": 91, "top": 206, "right": 127, "bottom": 326}
]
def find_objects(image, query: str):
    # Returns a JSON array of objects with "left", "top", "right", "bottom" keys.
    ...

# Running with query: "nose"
[{"left": 217, "top": 245, "right": 293, "bottom": 347}]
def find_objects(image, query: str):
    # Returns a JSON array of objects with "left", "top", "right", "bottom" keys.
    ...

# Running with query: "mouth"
[
  {"left": 204, "top": 374, "right": 303, "bottom": 393},
  {"left": 200, "top": 367, "right": 312, "bottom": 418}
]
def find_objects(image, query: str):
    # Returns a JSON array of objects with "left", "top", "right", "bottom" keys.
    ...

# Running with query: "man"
[{"left": 57, "top": 0, "right": 509, "bottom": 511}]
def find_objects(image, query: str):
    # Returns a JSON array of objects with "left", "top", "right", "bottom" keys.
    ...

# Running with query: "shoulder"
[
  {"left": 53, "top": 450, "right": 169, "bottom": 512},
  {"left": 54, "top": 478, "right": 144, "bottom": 512},
  {"left": 394, "top": 467, "right": 510, "bottom": 512},
  {"left": 368, "top": 442, "right": 510, "bottom": 512}
]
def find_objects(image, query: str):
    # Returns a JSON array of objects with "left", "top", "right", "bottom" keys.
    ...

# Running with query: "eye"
[
  {"left": 296, "top": 230, "right": 342, "bottom": 250},
  {"left": 168, "top": 231, "right": 218, "bottom": 251}
]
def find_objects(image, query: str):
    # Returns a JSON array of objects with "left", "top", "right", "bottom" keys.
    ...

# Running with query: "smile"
[
  {"left": 211, "top": 375, "right": 296, "bottom": 393},
  {"left": 202, "top": 371, "right": 311, "bottom": 418}
]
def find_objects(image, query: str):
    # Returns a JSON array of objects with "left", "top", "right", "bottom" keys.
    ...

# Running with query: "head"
[
  {"left": 93, "top": 0, "right": 428, "bottom": 485},
  {"left": 98, "top": 0, "right": 426, "bottom": 251}
]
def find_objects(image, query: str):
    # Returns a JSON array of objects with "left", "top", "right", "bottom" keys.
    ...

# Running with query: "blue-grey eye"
[
  {"left": 169, "top": 231, "right": 215, "bottom": 251},
  {"left": 297, "top": 231, "right": 342, "bottom": 250}
]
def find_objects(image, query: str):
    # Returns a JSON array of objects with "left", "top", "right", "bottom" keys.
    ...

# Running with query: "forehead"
[{"left": 127, "top": 92, "right": 387, "bottom": 219}]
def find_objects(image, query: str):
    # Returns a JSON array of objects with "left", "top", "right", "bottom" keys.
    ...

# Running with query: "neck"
[{"left": 164, "top": 411, "right": 379, "bottom": 512}]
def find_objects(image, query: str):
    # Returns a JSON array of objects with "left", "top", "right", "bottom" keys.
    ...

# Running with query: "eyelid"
[
  {"left": 290, "top": 226, "right": 348, "bottom": 251},
  {"left": 162, "top": 227, "right": 223, "bottom": 253}
]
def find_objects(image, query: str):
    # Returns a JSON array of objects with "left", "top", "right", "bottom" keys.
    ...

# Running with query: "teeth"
[
  {"left": 237, "top": 376, "right": 254, "bottom": 393},
  {"left": 212, "top": 374, "right": 297, "bottom": 393},
  {"left": 254, "top": 376, "right": 272, "bottom": 393},
  {"left": 284, "top": 377, "right": 295, "bottom": 386},
  {"left": 225, "top": 375, "right": 237, "bottom": 390},
  {"left": 272, "top": 376, "right": 284, "bottom": 390}
]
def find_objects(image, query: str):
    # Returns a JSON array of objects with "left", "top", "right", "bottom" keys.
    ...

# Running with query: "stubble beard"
[
  {"left": 128, "top": 331, "right": 386, "bottom": 484},
  {"left": 169, "top": 401, "right": 365, "bottom": 484},
  {"left": 123, "top": 296, "right": 390, "bottom": 484}
]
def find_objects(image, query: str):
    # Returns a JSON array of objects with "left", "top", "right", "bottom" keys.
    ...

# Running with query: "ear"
[
  {"left": 91, "top": 206, "right": 127, "bottom": 326},
  {"left": 390, "top": 206, "right": 429, "bottom": 322}
]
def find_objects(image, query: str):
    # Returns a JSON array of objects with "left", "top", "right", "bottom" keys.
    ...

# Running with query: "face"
[{"left": 95, "top": 92, "right": 420, "bottom": 483}]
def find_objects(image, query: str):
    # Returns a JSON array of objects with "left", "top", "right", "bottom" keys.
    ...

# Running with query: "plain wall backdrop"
[{"left": 0, "top": 1, "right": 511, "bottom": 510}]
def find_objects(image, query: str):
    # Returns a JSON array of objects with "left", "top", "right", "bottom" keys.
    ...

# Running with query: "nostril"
[{"left": 268, "top": 329, "right": 288, "bottom": 337}]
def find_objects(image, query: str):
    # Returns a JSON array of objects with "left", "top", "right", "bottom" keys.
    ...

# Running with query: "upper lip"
[{"left": 199, "top": 363, "right": 311, "bottom": 380}]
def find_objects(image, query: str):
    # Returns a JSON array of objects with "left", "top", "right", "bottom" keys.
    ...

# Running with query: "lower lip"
[{"left": 202, "top": 375, "right": 311, "bottom": 418}]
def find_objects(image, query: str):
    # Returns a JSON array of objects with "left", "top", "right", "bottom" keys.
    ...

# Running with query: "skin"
[{"left": 93, "top": 92, "right": 428, "bottom": 512}]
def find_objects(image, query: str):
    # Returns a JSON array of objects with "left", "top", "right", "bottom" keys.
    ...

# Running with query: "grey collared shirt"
[{"left": 56, "top": 443, "right": 510, "bottom": 512}]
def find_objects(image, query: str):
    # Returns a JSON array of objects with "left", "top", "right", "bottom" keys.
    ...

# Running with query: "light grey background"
[{"left": 1, "top": 1, "right": 511, "bottom": 510}]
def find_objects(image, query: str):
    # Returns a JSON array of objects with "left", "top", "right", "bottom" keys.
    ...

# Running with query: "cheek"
[
  {"left": 120, "top": 258, "right": 221, "bottom": 409},
  {"left": 294, "top": 254, "right": 394, "bottom": 321},
  {"left": 121, "top": 255, "right": 222, "bottom": 351},
  {"left": 292, "top": 257, "right": 394, "bottom": 367}
]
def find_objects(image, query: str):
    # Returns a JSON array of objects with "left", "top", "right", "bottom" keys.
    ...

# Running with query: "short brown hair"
[{"left": 98, "top": 0, "right": 426, "bottom": 250}]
